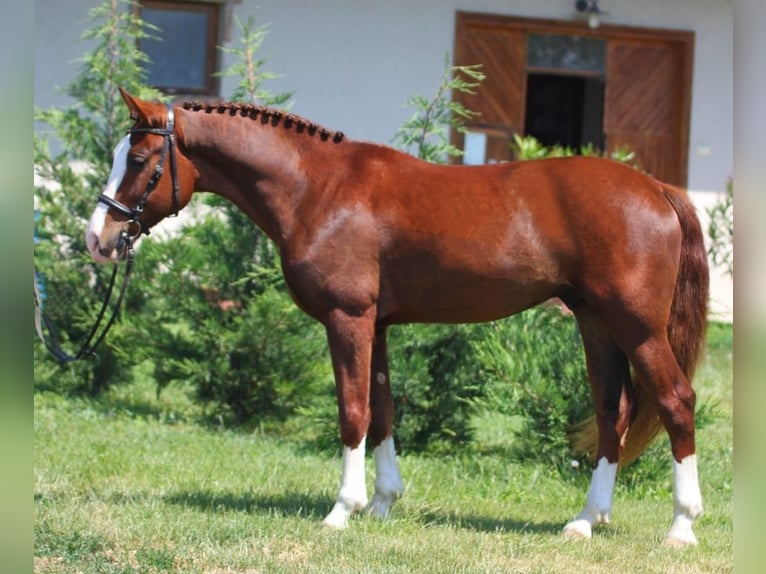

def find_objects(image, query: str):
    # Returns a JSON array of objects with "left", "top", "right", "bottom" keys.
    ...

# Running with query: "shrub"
[
  {"left": 392, "top": 53, "right": 484, "bottom": 163},
  {"left": 511, "top": 133, "right": 638, "bottom": 166},
  {"left": 388, "top": 324, "right": 486, "bottom": 453},
  {"left": 214, "top": 13, "right": 293, "bottom": 107},
  {"left": 155, "top": 286, "right": 332, "bottom": 428},
  {"left": 473, "top": 308, "right": 591, "bottom": 470},
  {"left": 377, "top": 56, "right": 489, "bottom": 453},
  {"left": 34, "top": 0, "right": 164, "bottom": 394},
  {"left": 707, "top": 178, "right": 733, "bottom": 277},
  {"left": 129, "top": 210, "right": 334, "bottom": 427},
  {"left": 122, "top": 13, "right": 335, "bottom": 427}
]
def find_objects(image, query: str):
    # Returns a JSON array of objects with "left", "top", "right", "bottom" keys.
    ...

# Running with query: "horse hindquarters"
[
  {"left": 567, "top": 184, "right": 708, "bottom": 546},
  {"left": 566, "top": 309, "right": 703, "bottom": 545},
  {"left": 635, "top": 186, "right": 708, "bottom": 546}
]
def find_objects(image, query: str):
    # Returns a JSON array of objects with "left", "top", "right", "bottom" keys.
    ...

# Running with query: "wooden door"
[
  {"left": 452, "top": 12, "right": 694, "bottom": 186},
  {"left": 453, "top": 13, "right": 526, "bottom": 163},
  {"left": 604, "top": 35, "right": 693, "bottom": 185}
]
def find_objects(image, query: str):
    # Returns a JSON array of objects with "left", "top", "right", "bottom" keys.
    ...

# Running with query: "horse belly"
[
  {"left": 383, "top": 280, "right": 555, "bottom": 325},
  {"left": 378, "top": 238, "right": 561, "bottom": 324}
]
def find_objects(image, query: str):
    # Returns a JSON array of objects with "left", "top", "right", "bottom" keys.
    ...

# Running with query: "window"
[
  {"left": 139, "top": 1, "right": 220, "bottom": 95},
  {"left": 527, "top": 33, "right": 606, "bottom": 74}
]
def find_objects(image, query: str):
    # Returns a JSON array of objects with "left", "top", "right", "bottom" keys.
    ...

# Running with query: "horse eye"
[{"left": 129, "top": 154, "right": 147, "bottom": 167}]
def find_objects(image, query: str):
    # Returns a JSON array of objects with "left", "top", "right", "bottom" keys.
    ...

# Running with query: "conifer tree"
[
  {"left": 34, "top": 0, "right": 162, "bottom": 393},
  {"left": 391, "top": 54, "right": 484, "bottom": 163}
]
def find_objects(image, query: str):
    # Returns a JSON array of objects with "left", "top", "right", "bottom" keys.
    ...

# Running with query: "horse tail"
[
  {"left": 658, "top": 183, "right": 710, "bottom": 383},
  {"left": 572, "top": 183, "right": 709, "bottom": 466}
]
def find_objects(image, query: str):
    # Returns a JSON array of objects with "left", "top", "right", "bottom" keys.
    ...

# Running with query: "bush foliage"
[
  {"left": 391, "top": 53, "right": 484, "bottom": 163},
  {"left": 388, "top": 324, "right": 486, "bottom": 453},
  {"left": 34, "top": 0, "right": 164, "bottom": 394},
  {"left": 130, "top": 214, "right": 333, "bottom": 427},
  {"left": 707, "top": 178, "right": 733, "bottom": 277},
  {"left": 473, "top": 309, "right": 590, "bottom": 469},
  {"left": 118, "top": 13, "right": 329, "bottom": 428}
]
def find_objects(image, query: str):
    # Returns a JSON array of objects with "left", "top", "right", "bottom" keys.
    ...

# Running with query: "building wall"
[{"left": 33, "top": 0, "right": 733, "bottom": 319}]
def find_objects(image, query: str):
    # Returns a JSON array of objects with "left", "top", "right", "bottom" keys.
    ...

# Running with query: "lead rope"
[{"left": 34, "top": 233, "right": 135, "bottom": 363}]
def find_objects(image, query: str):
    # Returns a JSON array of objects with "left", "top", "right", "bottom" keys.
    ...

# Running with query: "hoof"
[
  {"left": 368, "top": 493, "right": 395, "bottom": 520},
  {"left": 322, "top": 502, "right": 357, "bottom": 530},
  {"left": 663, "top": 532, "right": 698, "bottom": 548},
  {"left": 664, "top": 514, "right": 698, "bottom": 547},
  {"left": 322, "top": 514, "right": 349, "bottom": 530},
  {"left": 322, "top": 516, "right": 348, "bottom": 530},
  {"left": 562, "top": 519, "right": 592, "bottom": 539}
]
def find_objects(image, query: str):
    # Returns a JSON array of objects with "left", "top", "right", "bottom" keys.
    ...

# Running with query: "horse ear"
[
  {"left": 119, "top": 88, "right": 143, "bottom": 122},
  {"left": 119, "top": 87, "right": 161, "bottom": 123}
]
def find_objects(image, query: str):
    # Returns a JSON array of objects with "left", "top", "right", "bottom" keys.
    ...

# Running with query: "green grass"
[{"left": 34, "top": 324, "right": 732, "bottom": 573}]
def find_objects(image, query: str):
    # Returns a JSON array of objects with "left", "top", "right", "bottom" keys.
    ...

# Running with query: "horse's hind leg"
[
  {"left": 564, "top": 308, "right": 635, "bottom": 539},
  {"left": 626, "top": 334, "right": 702, "bottom": 546},
  {"left": 367, "top": 325, "right": 404, "bottom": 519}
]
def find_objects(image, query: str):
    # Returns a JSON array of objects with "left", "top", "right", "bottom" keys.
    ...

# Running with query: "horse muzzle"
[{"left": 86, "top": 225, "right": 136, "bottom": 264}]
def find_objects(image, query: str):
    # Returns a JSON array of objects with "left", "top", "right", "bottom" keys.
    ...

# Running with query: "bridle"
[
  {"left": 97, "top": 103, "right": 180, "bottom": 238},
  {"left": 34, "top": 104, "right": 180, "bottom": 363}
]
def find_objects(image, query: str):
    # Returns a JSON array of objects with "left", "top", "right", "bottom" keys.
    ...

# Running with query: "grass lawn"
[{"left": 34, "top": 323, "right": 732, "bottom": 573}]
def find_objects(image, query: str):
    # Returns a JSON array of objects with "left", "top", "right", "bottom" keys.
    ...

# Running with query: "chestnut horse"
[{"left": 86, "top": 90, "right": 709, "bottom": 546}]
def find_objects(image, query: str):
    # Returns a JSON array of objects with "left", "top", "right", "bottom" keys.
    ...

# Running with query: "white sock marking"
[
  {"left": 563, "top": 457, "right": 618, "bottom": 538},
  {"left": 86, "top": 135, "right": 130, "bottom": 262},
  {"left": 665, "top": 454, "right": 702, "bottom": 545},
  {"left": 322, "top": 436, "right": 368, "bottom": 529},
  {"left": 369, "top": 436, "right": 404, "bottom": 519}
]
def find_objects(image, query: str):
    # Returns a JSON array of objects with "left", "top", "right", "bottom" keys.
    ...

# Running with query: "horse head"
[{"left": 86, "top": 89, "right": 196, "bottom": 263}]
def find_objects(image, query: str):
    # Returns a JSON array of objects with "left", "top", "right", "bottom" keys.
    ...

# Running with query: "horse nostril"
[{"left": 86, "top": 230, "right": 112, "bottom": 261}]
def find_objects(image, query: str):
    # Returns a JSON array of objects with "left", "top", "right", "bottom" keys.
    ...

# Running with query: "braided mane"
[{"left": 182, "top": 101, "right": 345, "bottom": 143}]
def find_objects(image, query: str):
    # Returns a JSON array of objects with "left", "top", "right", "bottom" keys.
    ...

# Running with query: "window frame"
[{"left": 137, "top": 0, "right": 221, "bottom": 96}]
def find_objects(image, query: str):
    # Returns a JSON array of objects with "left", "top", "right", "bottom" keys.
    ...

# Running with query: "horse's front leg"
[
  {"left": 322, "top": 307, "right": 375, "bottom": 529},
  {"left": 368, "top": 325, "right": 404, "bottom": 519}
]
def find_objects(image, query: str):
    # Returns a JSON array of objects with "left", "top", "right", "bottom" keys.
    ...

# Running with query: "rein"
[
  {"left": 34, "top": 233, "right": 135, "bottom": 363},
  {"left": 35, "top": 104, "right": 179, "bottom": 363}
]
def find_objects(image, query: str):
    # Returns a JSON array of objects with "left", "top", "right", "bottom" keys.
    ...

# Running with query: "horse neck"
[{"left": 178, "top": 107, "right": 325, "bottom": 243}]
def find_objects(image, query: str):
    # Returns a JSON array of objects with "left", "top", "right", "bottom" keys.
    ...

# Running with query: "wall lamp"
[{"left": 575, "top": 0, "right": 607, "bottom": 29}]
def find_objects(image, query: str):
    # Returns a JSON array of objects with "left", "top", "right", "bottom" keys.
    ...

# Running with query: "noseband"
[{"left": 97, "top": 104, "right": 180, "bottom": 237}]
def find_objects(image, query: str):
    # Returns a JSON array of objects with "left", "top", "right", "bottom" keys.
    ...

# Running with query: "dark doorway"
[{"left": 524, "top": 73, "right": 605, "bottom": 149}]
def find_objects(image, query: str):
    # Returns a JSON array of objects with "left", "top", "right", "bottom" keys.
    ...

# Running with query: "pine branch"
[{"left": 392, "top": 53, "right": 484, "bottom": 164}]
